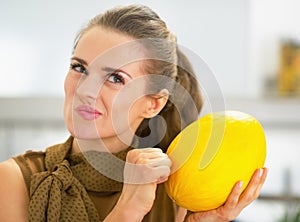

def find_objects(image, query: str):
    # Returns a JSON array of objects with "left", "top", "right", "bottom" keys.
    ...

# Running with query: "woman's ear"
[{"left": 142, "top": 89, "right": 169, "bottom": 118}]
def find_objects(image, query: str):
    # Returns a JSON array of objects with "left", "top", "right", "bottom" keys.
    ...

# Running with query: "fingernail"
[
  {"left": 238, "top": 181, "right": 244, "bottom": 189},
  {"left": 157, "top": 176, "right": 167, "bottom": 184},
  {"left": 257, "top": 168, "right": 263, "bottom": 178}
]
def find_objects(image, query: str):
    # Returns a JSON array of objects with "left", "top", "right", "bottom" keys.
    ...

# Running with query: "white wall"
[
  {"left": 0, "top": 0, "right": 248, "bottom": 97},
  {"left": 248, "top": 0, "right": 300, "bottom": 97}
]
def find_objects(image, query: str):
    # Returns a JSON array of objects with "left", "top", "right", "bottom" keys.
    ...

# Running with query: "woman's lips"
[{"left": 75, "top": 105, "right": 102, "bottom": 120}]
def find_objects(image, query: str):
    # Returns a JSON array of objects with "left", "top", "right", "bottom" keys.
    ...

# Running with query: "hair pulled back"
[{"left": 74, "top": 4, "right": 203, "bottom": 152}]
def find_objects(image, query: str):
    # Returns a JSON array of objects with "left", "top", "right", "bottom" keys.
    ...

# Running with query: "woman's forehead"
[{"left": 73, "top": 27, "right": 133, "bottom": 63}]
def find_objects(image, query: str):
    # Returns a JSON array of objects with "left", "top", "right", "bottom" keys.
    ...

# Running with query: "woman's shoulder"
[
  {"left": 0, "top": 158, "right": 27, "bottom": 191},
  {"left": 0, "top": 158, "right": 29, "bottom": 221}
]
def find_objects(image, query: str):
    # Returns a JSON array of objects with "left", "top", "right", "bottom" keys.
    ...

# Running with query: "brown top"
[{"left": 13, "top": 137, "right": 176, "bottom": 222}]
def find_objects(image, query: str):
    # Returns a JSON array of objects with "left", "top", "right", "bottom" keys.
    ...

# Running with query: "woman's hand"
[
  {"left": 183, "top": 167, "right": 268, "bottom": 222},
  {"left": 106, "top": 148, "right": 171, "bottom": 222}
]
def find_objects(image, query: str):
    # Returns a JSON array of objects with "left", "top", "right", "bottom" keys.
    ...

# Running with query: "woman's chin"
[{"left": 68, "top": 127, "right": 100, "bottom": 140}]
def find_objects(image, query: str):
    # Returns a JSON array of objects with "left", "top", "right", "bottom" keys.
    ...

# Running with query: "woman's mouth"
[{"left": 75, "top": 105, "right": 102, "bottom": 120}]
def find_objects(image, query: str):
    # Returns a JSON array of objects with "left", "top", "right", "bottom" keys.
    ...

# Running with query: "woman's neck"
[{"left": 71, "top": 135, "right": 134, "bottom": 154}]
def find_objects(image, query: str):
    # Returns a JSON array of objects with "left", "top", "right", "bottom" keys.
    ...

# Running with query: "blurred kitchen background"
[{"left": 1, "top": 0, "right": 300, "bottom": 221}]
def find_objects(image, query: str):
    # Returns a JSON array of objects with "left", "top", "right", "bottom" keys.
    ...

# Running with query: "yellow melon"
[{"left": 164, "top": 111, "right": 266, "bottom": 212}]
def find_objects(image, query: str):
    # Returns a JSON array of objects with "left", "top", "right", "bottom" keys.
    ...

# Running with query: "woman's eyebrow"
[
  {"left": 71, "top": 56, "right": 88, "bottom": 66},
  {"left": 102, "top": 67, "right": 133, "bottom": 79}
]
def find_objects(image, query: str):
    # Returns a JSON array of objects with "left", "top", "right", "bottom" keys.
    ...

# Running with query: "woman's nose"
[{"left": 76, "top": 74, "right": 103, "bottom": 104}]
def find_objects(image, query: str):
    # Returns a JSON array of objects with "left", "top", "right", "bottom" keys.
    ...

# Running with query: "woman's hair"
[{"left": 74, "top": 4, "right": 203, "bottom": 152}]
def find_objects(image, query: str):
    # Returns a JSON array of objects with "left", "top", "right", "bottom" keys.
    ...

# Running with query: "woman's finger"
[
  {"left": 127, "top": 148, "right": 164, "bottom": 164},
  {"left": 223, "top": 181, "right": 244, "bottom": 209},
  {"left": 124, "top": 148, "right": 171, "bottom": 184},
  {"left": 148, "top": 154, "right": 171, "bottom": 167},
  {"left": 252, "top": 167, "right": 268, "bottom": 198},
  {"left": 238, "top": 168, "right": 267, "bottom": 206}
]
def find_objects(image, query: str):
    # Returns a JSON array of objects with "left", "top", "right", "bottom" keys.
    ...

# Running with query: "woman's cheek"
[
  {"left": 63, "top": 73, "right": 79, "bottom": 135},
  {"left": 64, "top": 73, "right": 79, "bottom": 97}
]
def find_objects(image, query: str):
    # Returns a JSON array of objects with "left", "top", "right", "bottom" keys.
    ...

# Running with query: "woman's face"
[{"left": 64, "top": 27, "right": 152, "bottom": 144}]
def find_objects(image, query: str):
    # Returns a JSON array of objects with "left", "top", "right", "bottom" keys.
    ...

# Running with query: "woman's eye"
[
  {"left": 70, "top": 63, "right": 88, "bottom": 75},
  {"left": 107, "top": 73, "right": 125, "bottom": 84}
]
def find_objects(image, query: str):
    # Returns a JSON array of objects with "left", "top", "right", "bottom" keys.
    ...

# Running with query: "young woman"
[{"left": 0, "top": 4, "right": 267, "bottom": 222}]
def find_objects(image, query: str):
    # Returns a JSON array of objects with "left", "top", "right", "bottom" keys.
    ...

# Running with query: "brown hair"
[{"left": 74, "top": 4, "right": 203, "bottom": 152}]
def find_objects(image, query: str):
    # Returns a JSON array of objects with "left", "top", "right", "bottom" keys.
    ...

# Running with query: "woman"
[{"left": 0, "top": 4, "right": 267, "bottom": 222}]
